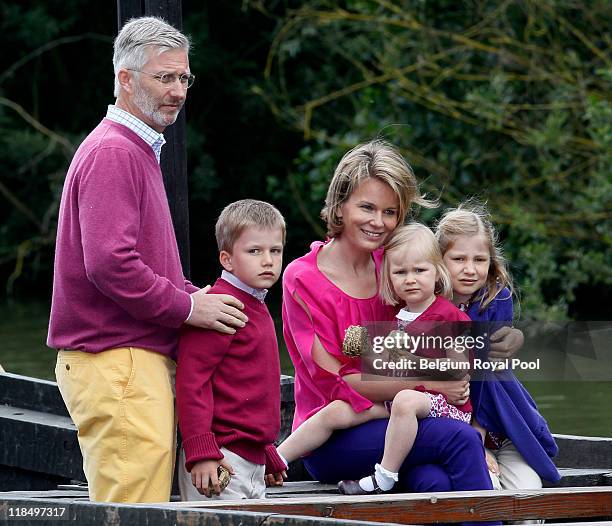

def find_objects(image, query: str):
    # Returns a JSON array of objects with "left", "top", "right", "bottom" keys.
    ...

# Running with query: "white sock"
[{"left": 358, "top": 463, "right": 398, "bottom": 492}]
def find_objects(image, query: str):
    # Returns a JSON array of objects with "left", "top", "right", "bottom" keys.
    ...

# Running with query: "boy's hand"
[
  {"left": 191, "top": 459, "right": 223, "bottom": 497},
  {"left": 187, "top": 285, "right": 248, "bottom": 334},
  {"left": 219, "top": 457, "right": 235, "bottom": 476},
  {"left": 265, "top": 470, "right": 287, "bottom": 487}
]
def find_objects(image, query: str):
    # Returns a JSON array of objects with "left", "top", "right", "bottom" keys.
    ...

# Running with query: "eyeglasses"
[{"left": 127, "top": 69, "right": 195, "bottom": 88}]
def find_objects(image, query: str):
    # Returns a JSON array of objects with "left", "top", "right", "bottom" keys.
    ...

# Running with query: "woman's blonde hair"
[
  {"left": 321, "top": 140, "right": 432, "bottom": 237},
  {"left": 435, "top": 200, "right": 513, "bottom": 311},
  {"left": 380, "top": 223, "right": 453, "bottom": 306}
]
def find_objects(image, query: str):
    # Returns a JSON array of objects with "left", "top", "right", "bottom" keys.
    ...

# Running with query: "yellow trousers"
[{"left": 55, "top": 347, "right": 176, "bottom": 503}]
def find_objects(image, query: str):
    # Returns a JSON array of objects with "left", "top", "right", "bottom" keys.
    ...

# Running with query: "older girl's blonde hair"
[
  {"left": 435, "top": 200, "right": 513, "bottom": 311},
  {"left": 380, "top": 223, "right": 453, "bottom": 306},
  {"left": 321, "top": 140, "right": 432, "bottom": 237}
]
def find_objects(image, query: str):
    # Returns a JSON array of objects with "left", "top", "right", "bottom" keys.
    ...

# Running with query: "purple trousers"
[{"left": 303, "top": 417, "right": 500, "bottom": 526}]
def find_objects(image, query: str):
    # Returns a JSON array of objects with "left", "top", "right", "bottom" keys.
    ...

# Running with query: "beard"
[{"left": 133, "top": 81, "right": 182, "bottom": 129}]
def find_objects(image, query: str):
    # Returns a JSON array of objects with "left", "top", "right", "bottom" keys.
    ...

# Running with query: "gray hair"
[{"left": 113, "top": 16, "right": 191, "bottom": 97}]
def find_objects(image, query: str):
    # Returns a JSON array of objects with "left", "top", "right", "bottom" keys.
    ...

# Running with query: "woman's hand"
[
  {"left": 489, "top": 326, "right": 524, "bottom": 360},
  {"left": 429, "top": 375, "right": 470, "bottom": 406}
]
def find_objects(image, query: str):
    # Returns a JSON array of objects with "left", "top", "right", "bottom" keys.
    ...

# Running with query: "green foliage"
[
  {"left": 0, "top": 1, "right": 609, "bottom": 321},
  {"left": 250, "top": 0, "right": 611, "bottom": 320},
  {"left": 0, "top": 1, "right": 113, "bottom": 297}
]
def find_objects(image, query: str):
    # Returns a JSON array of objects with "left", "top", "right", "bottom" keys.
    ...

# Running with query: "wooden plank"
[
  {"left": 0, "top": 373, "right": 69, "bottom": 416},
  {"left": 170, "top": 487, "right": 612, "bottom": 524},
  {"left": 267, "top": 482, "right": 339, "bottom": 498},
  {"left": 0, "top": 405, "right": 84, "bottom": 482},
  {"left": 545, "top": 468, "right": 612, "bottom": 488},
  {"left": 554, "top": 434, "right": 612, "bottom": 469},
  {"left": 117, "top": 0, "right": 144, "bottom": 29},
  {"left": 0, "top": 496, "right": 405, "bottom": 526},
  {"left": 116, "top": 0, "right": 190, "bottom": 276}
]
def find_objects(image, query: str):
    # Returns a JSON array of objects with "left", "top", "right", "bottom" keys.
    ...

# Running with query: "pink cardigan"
[{"left": 282, "top": 241, "right": 396, "bottom": 430}]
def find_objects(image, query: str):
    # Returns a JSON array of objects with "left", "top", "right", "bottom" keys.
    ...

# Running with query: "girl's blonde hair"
[
  {"left": 321, "top": 140, "right": 432, "bottom": 237},
  {"left": 380, "top": 223, "right": 453, "bottom": 306},
  {"left": 435, "top": 200, "right": 513, "bottom": 311}
]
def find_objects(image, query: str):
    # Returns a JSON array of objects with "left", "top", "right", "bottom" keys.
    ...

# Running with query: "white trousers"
[
  {"left": 489, "top": 440, "right": 543, "bottom": 525},
  {"left": 179, "top": 447, "right": 266, "bottom": 501}
]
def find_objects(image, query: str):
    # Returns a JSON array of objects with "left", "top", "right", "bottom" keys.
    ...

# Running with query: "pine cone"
[
  {"left": 343, "top": 325, "right": 369, "bottom": 357},
  {"left": 209, "top": 465, "right": 232, "bottom": 493}
]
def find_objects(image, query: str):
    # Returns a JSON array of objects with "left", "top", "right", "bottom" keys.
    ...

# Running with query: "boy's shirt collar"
[{"left": 221, "top": 270, "right": 268, "bottom": 303}]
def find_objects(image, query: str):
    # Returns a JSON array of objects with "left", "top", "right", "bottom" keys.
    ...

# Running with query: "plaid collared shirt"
[{"left": 105, "top": 105, "right": 166, "bottom": 163}]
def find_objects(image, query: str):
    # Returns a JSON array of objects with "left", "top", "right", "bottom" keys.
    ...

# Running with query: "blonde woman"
[{"left": 279, "top": 141, "right": 499, "bottom": 509}]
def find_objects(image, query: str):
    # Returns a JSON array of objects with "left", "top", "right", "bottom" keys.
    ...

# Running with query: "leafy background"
[{"left": 0, "top": 0, "right": 610, "bottom": 320}]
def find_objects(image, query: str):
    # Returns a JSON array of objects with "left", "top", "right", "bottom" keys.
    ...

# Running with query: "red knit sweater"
[
  {"left": 407, "top": 296, "right": 473, "bottom": 414},
  {"left": 176, "top": 278, "right": 285, "bottom": 474}
]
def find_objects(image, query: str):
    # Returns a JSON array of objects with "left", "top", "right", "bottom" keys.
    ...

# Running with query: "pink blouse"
[{"left": 282, "top": 241, "right": 396, "bottom": 430}]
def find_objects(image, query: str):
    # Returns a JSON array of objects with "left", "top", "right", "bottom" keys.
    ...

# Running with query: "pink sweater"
[
  {"left": 282, "top": 241, "right": 396, "bottom": 430},
  {"left": 176, "top": 279, "right": 286, "bottom": 474},
  {"left": 47, "top": 119, "right": 195, "bottom": 358}
]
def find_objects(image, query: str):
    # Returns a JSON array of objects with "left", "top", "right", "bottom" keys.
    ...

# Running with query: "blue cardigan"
[{"left": 468, "top": 288, "right": 560, "bottom": 483}]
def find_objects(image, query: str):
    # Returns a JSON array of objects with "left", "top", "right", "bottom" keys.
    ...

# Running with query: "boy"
[{"left": 176, "top": 199, "right": 288, "bottom": 500}]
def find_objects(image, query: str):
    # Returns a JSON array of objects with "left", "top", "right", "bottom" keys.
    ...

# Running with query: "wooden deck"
[
  {"left": 2, "top": 372, "right": 612, "bottom": 524},
  {"left": 1, "top": 484, "right": 611, "bottom": 524}
]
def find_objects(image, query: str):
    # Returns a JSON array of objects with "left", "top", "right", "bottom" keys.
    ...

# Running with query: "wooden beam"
[
  {"left": 172, "top": 487, "right": 612, "bottom": 524},
  {"left": 116, "top": 0, "right": 191, "bottom": 277},
  {"left": 554, "top": 434, "right": 612, "bottom": 469},
  {"left": 0, "top": 496, "right": 404, "bottom": 526}
]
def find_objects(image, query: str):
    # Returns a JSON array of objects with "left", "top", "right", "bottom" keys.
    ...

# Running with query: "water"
[{"left": 1, "top": 301, "right": 610, "bottom": 437}]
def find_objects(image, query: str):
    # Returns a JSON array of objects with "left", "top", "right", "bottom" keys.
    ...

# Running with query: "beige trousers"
[
  {"left": 489, "top": 440, "right": 543, "bottom": 525},
  {"left": 179, "top": 447, "right": 266, "bottom": 501},
  {"left": 55, "top": 347, "right": 176, "bottom": 503}
]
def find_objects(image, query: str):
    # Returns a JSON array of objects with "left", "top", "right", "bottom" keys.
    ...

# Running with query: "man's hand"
[
  {"left": 489, "top": 326, "right": 524, "bottom": 360},
  {"left": 186, "top": 285, "right": 248, "bottom": 334},
  {"left": 265, "top": 470, "right": 287, "bottom": 487}
]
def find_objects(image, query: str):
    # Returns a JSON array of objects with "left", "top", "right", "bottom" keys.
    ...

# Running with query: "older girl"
[{"left": 436, "top": 202, "right": 560, "bottom": 493}]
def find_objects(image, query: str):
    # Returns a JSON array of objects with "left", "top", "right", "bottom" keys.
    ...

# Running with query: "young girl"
[
  {"left": 435, "top": 201, "right": 560, "bottom": 494},
  {"left": 270, "top": 223, "right": 474, "bottom": 495}
]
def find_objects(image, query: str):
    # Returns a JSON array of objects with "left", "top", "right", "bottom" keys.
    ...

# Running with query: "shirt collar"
[
  {"left": 396, "top": 308, "right": 421, "bottom": 322},
  {"left": 106, "top": 105, "right": 166, "bottom": 163},
  {"left": 221, "top": 270, "right": 268, "bottom": 303}
]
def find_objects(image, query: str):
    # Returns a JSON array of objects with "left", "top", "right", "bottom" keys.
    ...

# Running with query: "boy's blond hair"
[
  {"left": 321, "top": 140, "right": 433, "bottom": 238},
  {"left": 216, "top": 199, "right": 286, "bottom": 252},
  {"left": 380, "top": 222, "right": 453, "bottom": 306},
  {"left": 435, "top": 200, "right": 513, "bottom": 311}
]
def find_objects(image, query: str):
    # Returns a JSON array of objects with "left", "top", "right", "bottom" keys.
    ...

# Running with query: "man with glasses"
[{"left": 48, "top": 17, "right": 247, "bottom": 503}]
